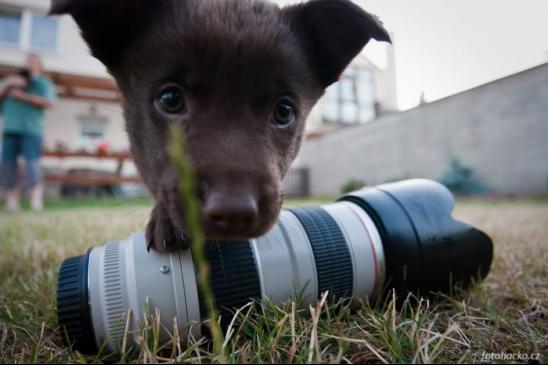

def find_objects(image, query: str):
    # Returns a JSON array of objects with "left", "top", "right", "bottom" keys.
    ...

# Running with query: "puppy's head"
[{"left": 51, "top": 0, "right": 390, "bottom": 240}]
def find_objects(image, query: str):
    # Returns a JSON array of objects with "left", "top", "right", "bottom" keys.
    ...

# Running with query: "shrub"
[
  {"left": 440, "top": 157, "right": 487, "bottom": 196},
  {"left": 341, "top": 179, "right": 367, "bottom": 194}
]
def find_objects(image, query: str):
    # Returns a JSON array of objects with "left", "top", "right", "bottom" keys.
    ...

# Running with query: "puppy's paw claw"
[{"left": 146, "top": 207, "right": 189, "bottom": 252}]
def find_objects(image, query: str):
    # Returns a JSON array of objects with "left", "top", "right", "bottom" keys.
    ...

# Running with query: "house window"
[
  {"left": 30, "top": 13, "right": 59, "bottom": 51},
  {"left": 0, "top": 8, "right": 22, "bottom": 46},
  {"left": 79, "top": 117, "right": 107, "bottom": 153},
  {"left": 322, "top": 67, "right": 376, "bottom": 124},
  {"left": 0, "top": 6, "right": 59, "bottom": 52}
]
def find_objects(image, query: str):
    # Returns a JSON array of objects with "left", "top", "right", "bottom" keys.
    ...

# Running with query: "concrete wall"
[{"left": 295, "top": 63, "right": 548, "bottom": 196}]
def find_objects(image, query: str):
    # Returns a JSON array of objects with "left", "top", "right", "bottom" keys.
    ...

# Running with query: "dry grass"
[{"left": 0, "top": 199, "right": 546, "bottom": 363}]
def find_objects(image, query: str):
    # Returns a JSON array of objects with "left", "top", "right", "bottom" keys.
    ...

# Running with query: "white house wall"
[
  {"left": 0, "top": 0, "right": 108, "bottom": 77},
  {"left": 0, "top": 96, "right": 135, "bottom": 175},
  {"left": 1, "top": 0, "right": 398, "bottom": 167},
  {"left": 42, "top": 98, "right": 127, "bottom": 152}
]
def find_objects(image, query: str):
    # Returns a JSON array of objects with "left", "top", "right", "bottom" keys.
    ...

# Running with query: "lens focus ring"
[
  {"left": 289, "top": 207, "right": 353, "bottom": 300},
  {"left": 198, "top": 240, "right": 261, "bottom": 329}
]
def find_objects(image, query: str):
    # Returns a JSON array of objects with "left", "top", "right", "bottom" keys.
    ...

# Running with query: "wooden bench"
[{"left": 43, "top": 151, "right": 142, "bottom": 186}]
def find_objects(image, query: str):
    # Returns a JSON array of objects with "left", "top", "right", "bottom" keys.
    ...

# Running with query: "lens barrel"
[{"left": 56, "top": 179, "right": 493, "bottom": 354}]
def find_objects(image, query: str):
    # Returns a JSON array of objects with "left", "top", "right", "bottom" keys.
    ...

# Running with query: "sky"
[
  {"left": 359, "top": 0, "right": 548, "bottom": 110},
  {"left": 279, "top": 0, "right": 548, "bottom": 110}
]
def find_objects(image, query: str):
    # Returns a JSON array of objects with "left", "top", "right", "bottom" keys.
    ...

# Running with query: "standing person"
[{"left": 0, "top": 54, "right": 56, "bottom": 212}]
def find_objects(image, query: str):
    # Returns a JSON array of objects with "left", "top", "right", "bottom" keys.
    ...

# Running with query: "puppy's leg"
[{"left": 146, "top": 204, "right": 188, "bottom": 252}]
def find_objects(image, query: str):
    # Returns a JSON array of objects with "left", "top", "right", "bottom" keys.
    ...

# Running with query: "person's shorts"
[{"left": 1, "top": 133, "right": 43, "bottom": 188}]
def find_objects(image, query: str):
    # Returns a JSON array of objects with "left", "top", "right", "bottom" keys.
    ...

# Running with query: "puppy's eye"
[
  {"left": 156, "top": 85, "right": 186, "bottom": 115},
  {"left": 273, "top": 98, "right": 296, "bottom": 128}
]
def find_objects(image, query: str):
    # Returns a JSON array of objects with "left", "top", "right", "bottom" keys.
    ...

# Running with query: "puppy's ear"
[
  {"left": 49, "top": 0, "right": 72, "bottom": 13},
  {"left": 50, "top": 0, "right": 163, "bottom": 70},
  {"left": 283, "top": 0, "right": 391, "bottom": 88}
]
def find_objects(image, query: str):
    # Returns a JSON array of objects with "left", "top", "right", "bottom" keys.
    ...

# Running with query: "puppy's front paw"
[{"left": 146, "top": 206, "right": 189, "bottom": 252}]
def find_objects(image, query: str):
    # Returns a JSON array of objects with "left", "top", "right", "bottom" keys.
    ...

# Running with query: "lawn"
[{"left": 0, "top": 198, "right": 546, "bottom": 363}]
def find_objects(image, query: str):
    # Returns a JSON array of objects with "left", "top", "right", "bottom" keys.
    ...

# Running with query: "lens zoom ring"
[
  {"left": 290, "top": 207, "right": 353, "bottom": 299},
  {"left": 57, "top": 254, "right": 97, "bottom": 353},
  {"left": 198, "top": 240, "right": 260, "bottom": 329}
]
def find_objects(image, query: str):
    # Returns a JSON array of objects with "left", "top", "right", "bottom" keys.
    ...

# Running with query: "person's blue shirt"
[{"left": 1, "top": 75, "right": 56, "bottom": 136}]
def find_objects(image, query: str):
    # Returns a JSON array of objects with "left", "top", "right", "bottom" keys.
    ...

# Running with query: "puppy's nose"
[{"left": 203, "top": 192, "right": 259, "bottom": 235}]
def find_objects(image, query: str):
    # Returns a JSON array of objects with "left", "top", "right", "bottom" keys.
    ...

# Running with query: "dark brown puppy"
[{"left": 50, "top": 0, "right": 390, "bottom": 251}]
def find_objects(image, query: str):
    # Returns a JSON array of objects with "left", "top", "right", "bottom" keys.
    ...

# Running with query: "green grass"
[
  {"left": 0, "top": 199, "right": 546, "bottom": 363},
  {"left": 6, "top": 195, "right": 324, "bottom": 212},
  {"left": 17, "top": 195, "right": 155, "bottom": 211}
]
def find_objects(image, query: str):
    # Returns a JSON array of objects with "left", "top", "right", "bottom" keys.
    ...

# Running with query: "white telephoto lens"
[{"left": 80, "top": 202, "right": 385, "bottom": 353}]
